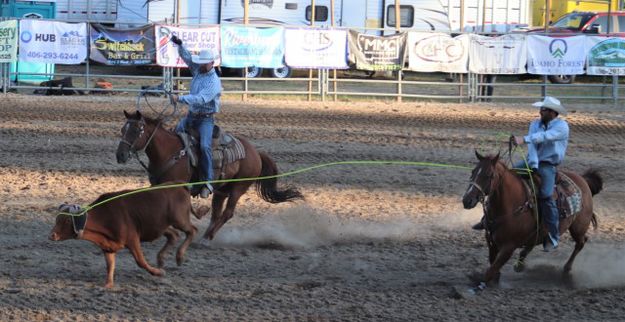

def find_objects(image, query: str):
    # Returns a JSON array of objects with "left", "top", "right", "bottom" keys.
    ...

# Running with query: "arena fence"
[{"left": 1, "top": 62, "right": 622, "bottom": 107}]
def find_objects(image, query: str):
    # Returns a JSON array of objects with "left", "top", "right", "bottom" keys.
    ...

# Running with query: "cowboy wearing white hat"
[
  {"left": 169, "top": 35, "right": 222, "bottom": 199},
  {"left": 473, "top": 96, "right": 569, "bottom": 253}
]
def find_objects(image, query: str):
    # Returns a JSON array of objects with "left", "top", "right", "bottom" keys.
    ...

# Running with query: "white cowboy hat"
[
  {"left": 191, "top": 49, "right": 215, "bottom": 64},
  {"left": 532, "top": 96, "right": 567, "bottom": 116}
]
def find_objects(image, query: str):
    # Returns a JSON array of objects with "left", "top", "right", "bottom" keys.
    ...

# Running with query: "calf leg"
[
  {"left": 175, "top": 224, "right": 197, "bottom": 266},
  {"left": 127, "top": 238, "right": 164, "bottom": 277},
  {"left": 103, "top": 251, "right": 116, "bottom": 288},
  {"left": 157, "top": 227, "right": 180, "bottom": 268}
]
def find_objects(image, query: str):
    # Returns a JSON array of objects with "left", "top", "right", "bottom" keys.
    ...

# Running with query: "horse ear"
[
  {"left": 475, "top": 150, "right": 484, "bottom": 160},
  {"left": 492, "top": 153, "right": 500, "bottom": 164},
  {"left": 123, "top": 110, "right": 130, "bottom": 118}
]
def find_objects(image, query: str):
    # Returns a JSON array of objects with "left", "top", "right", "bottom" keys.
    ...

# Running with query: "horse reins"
[{"left": 121, "top": 118, "right": 162, "bottom": 172}]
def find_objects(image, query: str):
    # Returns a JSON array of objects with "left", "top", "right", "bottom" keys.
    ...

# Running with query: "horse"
[
  {"left": 462, "top": 151, "right": 603, "bottom": 290},
  {"left": 116, "top": 110, "right": 304, "bottom": 240}
]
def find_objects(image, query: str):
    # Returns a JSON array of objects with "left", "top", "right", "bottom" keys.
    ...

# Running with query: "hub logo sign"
[
  {"left": 19, "top": 19, "right": 87, "bottom": 64},
  {"left": 527, "top": 35, "right": 586, "bottom": 75}
]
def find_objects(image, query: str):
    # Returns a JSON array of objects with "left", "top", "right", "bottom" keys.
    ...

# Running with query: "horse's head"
[
  {"left": 462, "top": 151, "right": 500, "bottom": 209},
  {"left": 116, "top": 110, "right": 149, "bottom": 164}
]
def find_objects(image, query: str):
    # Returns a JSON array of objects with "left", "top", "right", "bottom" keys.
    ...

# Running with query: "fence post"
[
  {"left": 397, "top": 70, "right": 402, "bottom": 103},
  {"left": 613, "top": 75, "right": 619, "bottom": 108}
]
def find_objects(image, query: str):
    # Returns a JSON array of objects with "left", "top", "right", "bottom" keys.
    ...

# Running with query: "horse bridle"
[
  {"left": 468, "top": 166, "right": 496, "bottom": 204},
  {"left": 120, "top": 118, "right": 161, "bottom": 171}
]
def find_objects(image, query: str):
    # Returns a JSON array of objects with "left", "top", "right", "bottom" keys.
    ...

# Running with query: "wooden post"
[
  {"left": 459, "top": 0, "right": 465, "bottom": 102},
  {"left": 331, "top": 0, "right": 337, "bottom": 102},
  {"left": 243, "top": 0, "right": 249, "bottom": 101},
  {"left": 395, "top": 0, "right": 402, "bottom": 102},
  {"left": 308, "top": 0, "right": 316, "bottom": 101}
]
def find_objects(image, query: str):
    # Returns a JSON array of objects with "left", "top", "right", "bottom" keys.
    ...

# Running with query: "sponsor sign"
[
  {"left": 469, "top": 34, "right": 526, "bottom": 74},
  {"left": 90, "top": 24, "right": 155, "bottom": 65},
  {"left": 155, "top": 25, "right": 220, "bottom": 67},
  {"left": 586, "top": 37, "right": 625, "bottom": 75},
  {"left": 284, "top": 28, "right": 347, "bottom": 69},
  {"left": 220, "top": 25, "right": 284, "bottom": 68},
  {"left": 19, "top": 19, "right": 87, "bottom": 64},
  {"left": 527, "top": 35, "right": 586, "bottom": 75},
  {"left": 347, "top": 30, "right": 407, "bottom": 71},
  {"left": 0, "top": 20, "right": 18, "bottom": 62},
  {"left": 407, "top": 32, "right": 469, "bottom": 73}
]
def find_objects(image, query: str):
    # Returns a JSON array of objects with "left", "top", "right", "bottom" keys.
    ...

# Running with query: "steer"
[{"left": 49, "top": 183, "right": 207, "bottom": 288}]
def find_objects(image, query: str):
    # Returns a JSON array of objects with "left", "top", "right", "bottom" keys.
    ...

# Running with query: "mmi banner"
[
  {"left": 284, "top": 28, "right": 348, "bottom": 69},
  {"left": 19, "top": 19, "right": 87, "bottom": 64},
  {"left": 348, "top": 30, "right": 406, "bottom": 71},
  {"left": 0, "top": 20, "right": 17, "bottom": 62},
  {"left": 90, "top": 24, "right": 155, "bottom": 65},
  {"left": 407, "top": 32, "right": 470, "bottom": 73},
  {"left": 220, "top": 25, "right": 284, "bottom": 68},
  {"left": 469, "top": 34, "right": 526, "bottom": 74},
  {"left": 586, "top": 36, "right": 625, "bottom": 76},
  {"left": 527, "top": 35, "right": 586, "bottom": 75},
  {"left": 155, "top": 25, "right": 220, "bottom": 67}
]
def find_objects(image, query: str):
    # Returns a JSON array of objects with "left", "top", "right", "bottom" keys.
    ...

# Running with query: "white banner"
[
  {"left": 527, "top": 35, "right": 586, "bottom": 75},
  {"left": 155, "top": 25, "right": 221, "bottom": 67},
  {"left": 469, "top": 34, "right": 526, "bottom": 74},
  {"left": 585, "top": 36, "right": 625, "bottom": 76},
  {"left": 0, "top": 20, "right": 18, "bottom": 62},
  {"left": 407, "top": 32, "right": 470, "bottom": 73},
  {"left": 285, "top": 28, "right": 348, "bottom": 69},
  {"left": 19, "top": 20, "right": 87, "bottom": 64}
]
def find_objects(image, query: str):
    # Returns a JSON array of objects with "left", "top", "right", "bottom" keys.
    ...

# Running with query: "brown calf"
[{"left": 49, "top": 183, "right": 206, "bottom": 288}]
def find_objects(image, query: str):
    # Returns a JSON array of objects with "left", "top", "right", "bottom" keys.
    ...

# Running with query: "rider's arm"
[
  {"left": 177, "top": 45, "right": 199, "bottom": 75},
  {"left": 524, "top": 119, "right": 569, "bottom": 144},
  {"left": 178, "top": 72, "right": 221, "bottom": 112}
]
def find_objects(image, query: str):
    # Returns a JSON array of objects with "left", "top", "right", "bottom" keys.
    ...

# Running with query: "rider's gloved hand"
[{"left": 171, "top": 35, "right": 182, "bottom": 46}]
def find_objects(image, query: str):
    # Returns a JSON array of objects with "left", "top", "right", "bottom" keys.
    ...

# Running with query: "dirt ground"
[{"left": 1, "top": 94, "right": 624, "bottom": 321}]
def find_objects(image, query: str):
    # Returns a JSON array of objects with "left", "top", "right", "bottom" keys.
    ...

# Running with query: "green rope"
[{"left": 58, "top": 160, "right": 473, "bottom": 217}]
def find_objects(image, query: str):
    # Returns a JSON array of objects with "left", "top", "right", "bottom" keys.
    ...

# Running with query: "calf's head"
[{"left": 49, "top": 215, "right": 77, "bottom": 241}]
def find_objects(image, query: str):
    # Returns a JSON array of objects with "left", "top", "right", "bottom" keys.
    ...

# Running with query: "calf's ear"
[{"left": 475, "top": 150, "right": 484, "bottom": 160}]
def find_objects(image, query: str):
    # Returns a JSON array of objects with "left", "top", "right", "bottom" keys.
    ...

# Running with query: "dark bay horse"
[
  {"left": 116, "top": 110, "right": 303, "bottom": 240},
  {"left": 462, "top": 152, "right": 603, "bottom": 289}
]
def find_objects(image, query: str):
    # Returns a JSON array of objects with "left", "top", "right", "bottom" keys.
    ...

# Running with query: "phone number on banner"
[{"left": 25, "top": 51, "right": 80, "bottom": 61}]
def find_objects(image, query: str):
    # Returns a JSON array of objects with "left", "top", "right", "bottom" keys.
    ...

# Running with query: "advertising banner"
[
  {"left": 469, "top": 34, "right": 526, "bottom": 74},
  {"left": 284, "top": 28, "right": 348, "bottom": 69},
  {"left": 90, "top": 24, "right": 155, "bottom": 65},
  {"left": 527, "top": 35, "right": 586, "bottom": 75},
  {"left": 19, "top": 19, "right": 87, "bottom": 64},
  {"left": 586, "top": 36, "right": 625, "bottom": 75},
  {"left": 407, "top": 32, "right": 470, "bottom": 73},
  {"left": 347, "top": 30, "right": 407, "bottom": 71},
  {"left": 0, "top": 20, "right": 18, "bottom": 62},
  {"left": 155, "top": 25, "right": 220, "bottom": 67},
  {"left": 220, "top": 25, "right": 284, "bottom": 68}
]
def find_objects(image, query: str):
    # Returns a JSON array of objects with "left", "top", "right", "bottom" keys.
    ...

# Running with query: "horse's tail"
[
  {"left": 255, "top": 152, "right": 304, "bottom": 203},
  {"left": 582, "top": 169, "right": 603, "bottom": 196}
]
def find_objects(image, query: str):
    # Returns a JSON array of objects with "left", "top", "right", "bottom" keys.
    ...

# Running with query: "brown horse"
[
  {"left": 116, "top": 110, "right": 303, "bottom": 240},
  {"left": 462, "top": 152, "right": 603, "bottom": 290}
]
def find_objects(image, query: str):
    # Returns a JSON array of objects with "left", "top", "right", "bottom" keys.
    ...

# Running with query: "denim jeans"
[
  {"left": 513, "top": 160, "right": 559, "bottom": 245},
  {"left": 176, "top": 115, "right": 214, "bottom": 184},
  {"left": 537, "top": 163, "right": 559, "bottom": 246}
]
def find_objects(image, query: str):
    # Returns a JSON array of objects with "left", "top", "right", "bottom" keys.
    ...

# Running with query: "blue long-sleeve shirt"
[
  {"left": 523, "top": 118, "right": 569, "bottom": 168},
  {"left": 177, "top": 45, "right": 221, "bottom": 115}
]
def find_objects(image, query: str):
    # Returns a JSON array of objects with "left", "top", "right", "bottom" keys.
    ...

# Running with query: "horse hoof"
[
  {"left": 513, "top": 261, "right": 525, "bottom": 273},
  {"left": 198, "top": 238, "right": 211, "bottom": 247}
]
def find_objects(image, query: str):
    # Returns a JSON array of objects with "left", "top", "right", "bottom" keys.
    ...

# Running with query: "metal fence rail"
[{"left": 2, "top": 63, "right": 622, "bottom": 107}]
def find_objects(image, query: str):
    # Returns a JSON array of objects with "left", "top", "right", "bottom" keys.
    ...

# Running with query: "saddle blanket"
[{"left": 556, "top": 173, "right": 583, "bottom": 219}]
